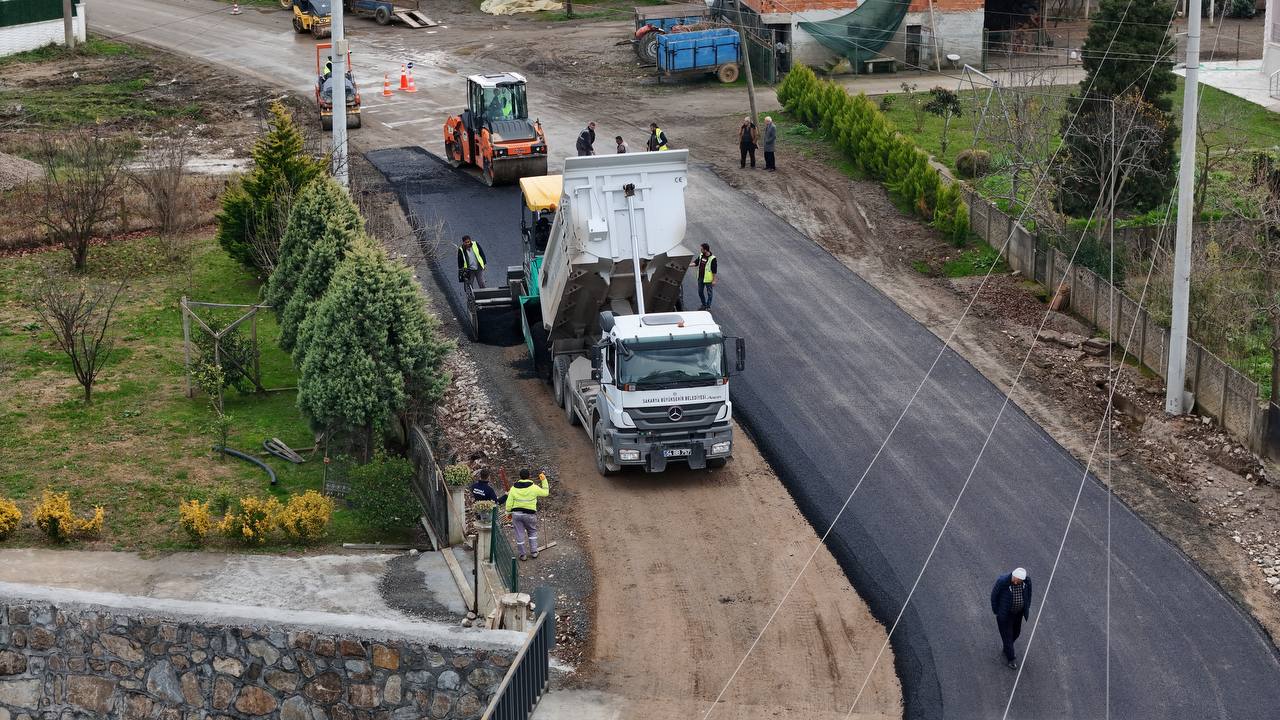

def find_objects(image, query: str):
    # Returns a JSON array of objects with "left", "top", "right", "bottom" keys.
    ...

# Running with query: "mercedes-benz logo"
[{"left": 667, "top": 406, "right": 684, "bottom": 422}]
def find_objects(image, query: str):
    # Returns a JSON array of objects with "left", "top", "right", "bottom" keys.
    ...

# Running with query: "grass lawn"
[
  {"left": 0, "top": 234, "right": 406, "bottom": 551},
  {"left": 0, "top": 37, "right": 135, "bottom": 70},
  {"left": 532, "top": 0, "right": 663, "bottom": 22}
]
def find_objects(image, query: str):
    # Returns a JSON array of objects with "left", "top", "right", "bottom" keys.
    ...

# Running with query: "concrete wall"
[
  {"left": 0, "top": 582, "right": 527, "bottom": 720},
  {"left": 1265, "top": 0, "right": 1280, "bottom": 76},
  {"left": 0, "top": 3, "right": 86, "bottom": 58},
  {"left": 778, "top": 7, "right": 985, "bottom": 69}
]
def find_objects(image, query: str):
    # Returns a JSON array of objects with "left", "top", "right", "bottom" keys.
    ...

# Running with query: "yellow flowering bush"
[
  {"left": 178, "top": 499, "right": 214, "bottom": 542},
  {"left": 0, "top": 498, "right": 21, "bottom": 540},
  {"left": 218, "top": 496, "right": 283, "bottom": 545},
  {"left": 33, "top": 490, "right": 104, "bottom": 542},
  {"left": 280, "top": 490, "right": 335, "bottom": 544}
]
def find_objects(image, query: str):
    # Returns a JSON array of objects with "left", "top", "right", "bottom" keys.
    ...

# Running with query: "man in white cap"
[{"left": 990, "top": 567, "right": 1033, "bottom": 669}]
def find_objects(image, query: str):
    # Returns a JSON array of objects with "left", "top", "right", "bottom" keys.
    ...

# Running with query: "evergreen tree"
[
  {"left": 1057, "top": 0, "right": 1177, "bottom": 216},
  {"left": 216, "top": 102, "right": 325, "bottom": 270},
  {"left": 267, "top": 177, "right": 364, "bottom": 350},
  {"left": 280, "top": 222, "right": 363, "bottom": 357},
  {"left": 296, "top": 243, "right": 451, "bottom": 457}
]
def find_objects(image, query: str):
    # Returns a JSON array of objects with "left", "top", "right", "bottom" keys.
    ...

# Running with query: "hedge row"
[{"left": 777, "top": 65, "right": 970, "bottom": 245}]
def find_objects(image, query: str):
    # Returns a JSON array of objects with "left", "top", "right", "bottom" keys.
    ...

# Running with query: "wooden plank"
[
  {"left": 441, "top": 545, "right": 476, "bottom": 612},
  {"left": 407, "top": 10, "right": 437, "bottom": 26},
  {"left": 395, "top": 11, "right": 422, "bottom": 27}
]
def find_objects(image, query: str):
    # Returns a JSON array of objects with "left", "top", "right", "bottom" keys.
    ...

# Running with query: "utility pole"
[
  {"left": 1166, "top": 0, "right": 1201, "bottom": 414},
  {"left": 731, "top": 0, "right": 757, "bottom": 122},
  {"left": 331, "top": 0, "right": 350, "bottom": 190},
  {"left": 62, "top": 0, "right": 76, "bottom": 50}
]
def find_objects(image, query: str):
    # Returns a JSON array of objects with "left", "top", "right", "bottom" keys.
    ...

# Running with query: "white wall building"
[{"left": 0, "top": 0, "right": 87, "bottom": 58}]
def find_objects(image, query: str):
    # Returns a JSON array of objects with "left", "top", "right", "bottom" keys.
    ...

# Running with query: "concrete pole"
[
  {"left": 926, "top": 0, "right": 943, "bottom": 71},
  {"left": 62, "top": 0, "right": 76, "bottom": 49},
  {"left": 1166, "top": 0, "right": 1201, "bottom": 415},
  {"left": 731, "top": 0, "right": 758, "bottom": 122},
  {"left": 331, "top": 1, "right": 349, "bottom": 189}
]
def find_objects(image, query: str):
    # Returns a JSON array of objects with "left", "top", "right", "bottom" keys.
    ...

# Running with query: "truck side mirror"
[{"left": 735, "top": 337, "right": 746, "bottom": 373}]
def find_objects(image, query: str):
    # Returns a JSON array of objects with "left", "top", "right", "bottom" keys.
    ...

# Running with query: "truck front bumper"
[{"left": 605, "top": 423, "right": 733, "bottom": 472}]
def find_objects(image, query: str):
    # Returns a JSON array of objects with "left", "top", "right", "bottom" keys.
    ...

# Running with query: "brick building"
[{"left": 0, "top": 0, "right": 86, "bottom": 57}]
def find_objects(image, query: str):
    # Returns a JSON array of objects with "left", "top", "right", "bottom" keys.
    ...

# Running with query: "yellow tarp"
[
  {"left": 520, "top": 175, "right": 563, "bottom": 212},
  {"left": 479, "top": 0, "right": 562, "bottom": 15}
]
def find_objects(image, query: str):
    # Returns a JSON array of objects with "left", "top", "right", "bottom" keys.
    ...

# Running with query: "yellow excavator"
[{"left": 286, "top": 0, "right": 332, "bottom": 39}]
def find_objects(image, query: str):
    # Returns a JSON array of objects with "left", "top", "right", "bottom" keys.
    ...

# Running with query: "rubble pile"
[{"left": 433, "top": 351, "right": 521, "bottom": 468}]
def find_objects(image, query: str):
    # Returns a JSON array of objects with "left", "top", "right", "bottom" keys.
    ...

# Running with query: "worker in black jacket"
[
  {"left": 576, "top": 122, "right": 597, "bottom": 156},
  {"left": 457, "top": 235, "right": 487, "bottom": 289}
]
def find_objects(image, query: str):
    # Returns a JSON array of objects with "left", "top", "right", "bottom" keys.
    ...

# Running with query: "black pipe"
[{"left": 213, "top": 446, "right": 278, "bottom": 485}]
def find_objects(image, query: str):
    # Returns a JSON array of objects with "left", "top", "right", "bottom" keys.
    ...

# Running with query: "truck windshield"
[{"left": 618, "top": 343, "right": 724, "bottom": 388}]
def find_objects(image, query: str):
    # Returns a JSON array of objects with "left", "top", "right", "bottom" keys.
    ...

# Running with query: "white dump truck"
[{"left": 511, "top": 150, "right": 745, "bottom": 474}]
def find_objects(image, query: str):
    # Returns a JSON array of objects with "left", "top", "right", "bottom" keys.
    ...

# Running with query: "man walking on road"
[
  {"left": 456, "top": 235, "right": 487, "bottom": 289},
  {"left": 991, "top": 567, "right": 1033, "bottom": 669},
  {"left": 763, "top": 116, "right": 777, "bottom": 171},
  {"left": 505, "top": 469, "right": 550, "bottom": 561},
  {"left": 647, "top": 122, "right": 669, "bottom": 152},
  {"left": 738, "top": 116, "right": 758, "bottom": 169},
  {"left": 690, "top": 243, "right": 718, "bottom": 310},
  {"left": 576, "top": 122, "right": 597, "bottom": 156}
]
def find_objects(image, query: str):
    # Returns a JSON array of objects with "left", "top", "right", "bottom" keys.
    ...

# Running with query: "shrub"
[
  {"left": 444, "top": 463, "right": 473, "bottom": 487},
  {"left": 473, "top": 499, "right": 496, "bottom": 522},
  {"left": 209, "top": 486, "right": 237, "bottom": 517},
  {"left": 218, "top": 496, "right": 283, "bottom": 545},
  {"left": 0, "top": 498, "right": 21, "bottom": 540},
  {"left": 280, "top": 490, "right": 336, "bottom": 543},
  {"left": 178, "top": 499, "right": 213, "bottom": 542},
  {"left": 33, "top": 490, "right": 104, "bottom": 542},
  {"left": 955, "top": 149, "right": 992, "bottom": 178},
  {"left": 347, "top": 450, "right": 420, "bottom": 533}
]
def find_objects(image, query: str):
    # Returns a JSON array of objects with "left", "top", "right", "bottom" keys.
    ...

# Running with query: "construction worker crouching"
[
  {"left": 457, "top": 235, "right": 487, "bottom": 289},
  {"left": 505, "top": 469, "right": 550, "bottom": 561}
]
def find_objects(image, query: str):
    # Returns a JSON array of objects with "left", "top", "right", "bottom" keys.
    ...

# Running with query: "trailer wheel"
[
  {"left": 717, "top": 63, "right": 740, "bottom": 84},
  {"left": 638, "top": 33, "right": 661, "bottom": 65},
  {"left": 594, "top": 421, "right": 620, "bottom": 476},
  {"left": 374, "top": 6, "right": 392, "bottom": 24}
]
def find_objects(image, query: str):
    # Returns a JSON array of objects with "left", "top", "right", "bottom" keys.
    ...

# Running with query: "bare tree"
[
  {"left": 25, "top": 130, "right": 131, "bottom": 272},
  {"left": 31, "top": 276, "right": 126, "bottom": 403},
  {"left": 245, "top": 177, "right": 297, "bottom": 276},
  {"left": 1193, "top": 107, "right": 1245, "bottom": 219},
  {"left": 129, "top": 135, "right": 199, "bottom": 262}
]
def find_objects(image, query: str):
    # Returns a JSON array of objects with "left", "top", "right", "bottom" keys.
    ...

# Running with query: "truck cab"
[{"left": 574, "top": 311, "right": 743, "bottom": 473}]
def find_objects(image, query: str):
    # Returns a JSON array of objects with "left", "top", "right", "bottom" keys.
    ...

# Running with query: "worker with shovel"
[{"left": 505, "top": 468, "right": 550, "bottom": 561}]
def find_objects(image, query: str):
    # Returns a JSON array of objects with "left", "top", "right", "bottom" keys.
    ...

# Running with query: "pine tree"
[
  {"left": 267, "top": 177, "right": 365, "bottom": 351},
  {"left": 1057, "top": 0, "right": 1177, "bottom": 216},
  {"left": 215, "top": 102, "right": 325, "bottom": 270},
  {"left": 281, "top": 221, "right": 364, "bottom": 356},
  {"left": 295, "top": 243, "right": 451, "bottom": 458}
]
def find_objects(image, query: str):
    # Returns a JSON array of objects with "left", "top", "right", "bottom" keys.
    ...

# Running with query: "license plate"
[{"left": 662, "top": 448, "right": 692, "bottom": 458}]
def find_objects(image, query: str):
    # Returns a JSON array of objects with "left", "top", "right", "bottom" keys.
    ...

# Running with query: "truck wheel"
[
  {"left": 375, "top": 6, "right": 392, "bottom": 24},
  {"left": 321, "top": 115, "right": 333, "bottom": 131},
  {"left": 293, "top": 17, "right": 306, "bottom": 33},
  {"left": 280, "top": 0, "right": 292, "bottom": 9},
  {"left": 350, "top": 113, "right": 361, "bottom": 129},
  {"left": 594, "top": 421, "right": 620, "bottom": 476},
  {"left": 717, "top": 63, "right": 740, "bottom": 84},
  {"left": 465, "top": 284, "right": 480, "bottom": 342},
  {"left": 552, "top": 355, "right": 568, "bottom": 407}
]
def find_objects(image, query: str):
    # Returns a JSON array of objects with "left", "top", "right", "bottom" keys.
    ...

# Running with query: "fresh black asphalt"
[{"left": 367, "top": 146, "right": 1280, "bottom": 719}]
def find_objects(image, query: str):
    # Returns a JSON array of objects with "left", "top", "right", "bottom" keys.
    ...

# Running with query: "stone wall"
[{"left": 0, "top": 583, "right": 526, "bottom": 720}]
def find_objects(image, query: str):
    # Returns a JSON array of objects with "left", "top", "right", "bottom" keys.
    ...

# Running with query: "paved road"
[{"left": 97, "top": 2, "right": 1280, "bottom": 717}]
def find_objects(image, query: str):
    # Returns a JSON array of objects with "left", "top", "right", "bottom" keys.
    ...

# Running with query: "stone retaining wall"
[{"left": 0, "top": 583, "right": 524, "bottom": 720}]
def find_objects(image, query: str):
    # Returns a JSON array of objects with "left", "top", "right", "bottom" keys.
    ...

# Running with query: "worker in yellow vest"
[
  {"left": 690, "top": 242, "right": 718, "bottom": 310},
  {"left": 647, "top": 122, "right": 669, "bottom": 151},
  {"left": 505, "top": 468, "right": 550, "bottom": 560},
  {"left": 456, "top": 235, "right": 487, "bottom": 289}
]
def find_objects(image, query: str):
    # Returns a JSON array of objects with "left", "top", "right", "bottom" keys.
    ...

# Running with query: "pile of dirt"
[
  {"left": 0, "top": 151, "right": 41, "bottom": 191},
  {"left": 433, "top": 349, "right": 523, "bottom": 469}
]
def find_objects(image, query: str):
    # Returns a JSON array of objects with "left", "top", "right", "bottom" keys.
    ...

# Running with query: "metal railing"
[
  {"left": 1270, "top": 68, "right": 1280, "bottom": 100},
  {"left": 491, "top": 507, "right": 520, "bottom": 594},
  {"left": 408, "top": 424, "right": 451, "bottom": 546},
  {"left": 481, "top": 586, "right": 557, "bottom": 720}
]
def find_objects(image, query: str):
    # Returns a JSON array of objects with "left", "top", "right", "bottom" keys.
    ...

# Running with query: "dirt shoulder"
[{"left": 676, "top": 112, "right": 1280, "bottom": 647}]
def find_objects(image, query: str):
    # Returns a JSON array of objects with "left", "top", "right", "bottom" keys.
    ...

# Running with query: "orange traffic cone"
[
  {"left": 404, "top": 67, "right": 418, "bottom": 93},
  {"left": 399, "top": 64, "right": 409, "bottom": 91},
  {"left": 382, "top": 73, "right": 393, "bottom": 97},
  {"left": 230, "top": 2, "right": 242, "bottom": 14}
]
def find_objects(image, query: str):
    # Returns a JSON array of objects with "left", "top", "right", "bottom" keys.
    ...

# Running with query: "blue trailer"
[
  {"left": 632, "top": 3, "right": 710, "bottom": 65},
  {"left": 341, "top": 0, "right": 435, "bottom": 27},
  {"left": 656, "top": 27, "right": 741, "bottom": 83}
]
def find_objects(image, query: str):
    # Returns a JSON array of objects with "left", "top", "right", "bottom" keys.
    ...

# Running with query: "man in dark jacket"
[
  {"left": 468, "top": 468, "right": 498, "bottom": 503},
  {"left": 575, "top": 122, "right": 597, "bottom": 156},
  {"left": 990, "top": 567, "right": 1033, "bottom": 669},
  {"left": 738, "top": 116, "right": 758, "bottom": 168},
  {"left": 456, "top": 235, "right": 487, "bottom": 289}
]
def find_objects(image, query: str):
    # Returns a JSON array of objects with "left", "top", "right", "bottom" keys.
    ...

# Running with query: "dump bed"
[{"left": 537, "top": 150, "right": 695, "bottom": 346}]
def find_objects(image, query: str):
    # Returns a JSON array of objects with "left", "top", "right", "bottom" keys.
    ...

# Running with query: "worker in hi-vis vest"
[
  {"left": 457, "top": 235, "right": 487, "bottom": 289},
  {"left": 647, "top": 122, "right": 669, "bottom": 151},
  {"left": 691, "top": 242, "right": 718, "bottom": 310},
  {"left": 505, "top": 469, "right": 550, "bottom": 561}
]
